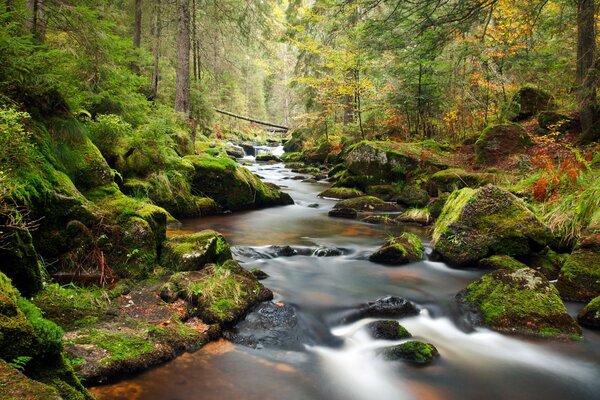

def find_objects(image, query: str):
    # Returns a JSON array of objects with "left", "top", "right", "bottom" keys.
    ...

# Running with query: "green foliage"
[
  {"left": 0, "top": 108, "right": 36, "bottom": 169},
  {"left": 87, "top": 114, "right": 133, "bottom": 159},
  {"left": 9, "top": 355, "right": 33, "bottom": 372}
]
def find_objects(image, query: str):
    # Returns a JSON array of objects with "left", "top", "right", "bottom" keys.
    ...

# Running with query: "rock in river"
[
  {"left": 380, "top": 341, "right": 439, "bottom": 365},
  {"left": 341, "top": 296, "right": 419, "bottom": 324},
  {"left": 366, "top": 320, "right": 412, "bottom": 340},
  {"left": 369, "top": 233, "right": 424, "bottom": 265}
]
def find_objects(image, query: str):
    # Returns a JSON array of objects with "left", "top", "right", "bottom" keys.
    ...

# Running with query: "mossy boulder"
[
  {"left": 0, "top": 229, "right": 42, "bottom": 297},
  {"left": 397, "top": 186, "right": 429, "bottom": 208},
  {"left": 537, "top": 111, "right": 577, "bottom": 133},
  {"left": 427, "top": 168, "right": 495, "bottom": 196},
  {"left": 256, "top": 153, "right": 281, "bottom": 162},
  {"left": 433, "top": 185, "right": 553, "bottom": 267},
  {"left": 328, "top": 208, "right": 358, "bottom": 219},
  {"left": 396, "top": 209, "right": 432, "bottom": 225},
  {"left": 366, "top": 320, "right": 411, "bottom": 340},
  {"left": 186, "top": 155, "right": 293, "bottom": 211},
  {"left": 525, "top": 248, "right": 567, "bottom": 280},
  {"left": 0, "top": 273, "right": 92, "bottom": 399},
  {"left": 334, "top": 196, "right": 403, "bottom": 212},
  {"left": 478, "top": 255, "right": 529, "bottom": 271},
  {"left": 0, "top": 359, "right": 62, "bottom": 400},
  {"left": 380, "top": 341, "right": 439, "bottom": 365},
  {"left": 345, "top": 141, "right": 452, "bottom": 183},
  {"left": 341, "top": 296, "right": 419, "bottom": 324},
  {"left": 58, "top": 135, "right": 114, "bottom": 192},
  {"left": 457, "top": 268, "right": 582, "bottom": 339},
  {"left": 365, "top": 185, "right": 400, "bottom": 202},
  {"left": 427, "top": 192, "right": 450, "bottom": 219},
  {"left": 160, "top": 230, "right": 233, "bottom": 272},
  {"left": 361, "top": 215, "right": 400, "bottom": 226},
  {"left": 556, "top": 234, "right": 600, "bottom": 302},
  {"left": 512, "top": 86, "right": 555, "bottom": 120},
  {"left": 319, "top": 187, "right": 364, "bottom": 199},
  {"left": 161, "top": 261, "right": 273, "bottom": 326},
  {"left": 577, "top": 296, "right": 600, "bottom": 328},
  {"left": 475, "top": 124, "right": 531, "bottom": 165},
  {"left": 369, "top": 233, "right": 424, "bottom": 265}
]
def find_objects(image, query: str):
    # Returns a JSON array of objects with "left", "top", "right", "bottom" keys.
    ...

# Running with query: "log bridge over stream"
[{"left": 214, "top": 108, "right": 289, "bottom": 133}]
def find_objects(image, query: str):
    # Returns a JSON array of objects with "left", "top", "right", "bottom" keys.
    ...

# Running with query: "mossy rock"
[
  {"left": 380, "top": 341, "right": 439, "bottom": 365},
  {"left": 361, "top": 215, "right": 400, "bottom": 226},
  {"left": 162, "top": 261, "right": 273, "bottom": 326},
  {"left": 345, "top": 141, "right": 452, "bottom": 183},
  {"left": 537, "top": 111, "right": 577, "bottom": 133},
  {"left": 256, "top": 153, "right": 281, "bottom": 162},
  {"left": 577, "top": 296, "right": 600, "bottom": 328},
  {"left": 303, "top": 140, "right": 332, "bottom": 164},
  {"left": 433, "top": 185, "right": 553, "bottom": 267},
  {"left": 328, "top": 208, "right": 358, "bottom": 219},
  {"left": 57, "top": 135, "right": 114, "bottom": 192},
  {"left": 0, "top": 359, "right": 62, "bottom": 400},
  {"left": 427, "top": 168, "right": 496, "bottom": 196},
  {"left": 319, "top": 187, "right": 364, "bottom": 199},
  {"left": 457, "top": 267, "right": 582, "bottom": 339},
  {"left": 397, "top": 186, "right": 429, "bottom": 208},
  {"left": 186, "top": 155, "right": 293, "bottom": 211},
  {"left": 370, "top": 233, "right": 424, "bottom": 265},
  {"left": 365, "top": 185, "right": 400, "bottom": 202},
  {"left": 160, "top": 230, "right": 233, "bottom": 272},
  {"left": 478, "top": 255, "right": 528, "bottom": 271},
  {"left": 475, "top": 124, "right": 531, "bottom": 165},
  {"left": 512, "top": 86, "right": 555, "bottom": 120},
  {"left": 327, "top": 163, "right": 346, "bottom": 178},
  {"left": 524, "top": 248, "right": 567, "bottom": 280},
  {"left": 366, "top": 320, "right": 411, "bottom": 340},
  {"left": 0, "top": 229, "right": 43, "bottom": 297},
  {"left": 556, "top": 234, "right": 600, "bottom": 302},
  {"left": 396, "top": 209, "right": 431, "bottom": 226},
  {"left": 281, "top": 152, "right": 303, "bottom": 162},
  {"left": 334, "top": 196, "right": 403, "bottom": 212}
]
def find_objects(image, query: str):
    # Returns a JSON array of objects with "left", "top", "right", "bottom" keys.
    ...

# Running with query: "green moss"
[
  {"left": 465, "top": 268, "right": 581, "bottom": 338},
  {"left": 68, "top": 329, "right": 154, "bottom": 365},
  {"left": 0, "top": 229, "right": 42, "bottom": 297},
  {"left": 160, "top": 230, "right": 233, "bottom": 271},
  {"left": 381, "top": 341, "right": 439, "bottom": 365},
  {"left": 334, "top": 196, "right": 402, "bottom": 212},
  {"left": 556, "top": 242, "right": 600, "bottom": 302},
  {"left": 319, "top": 187, "right": 364, "bottom": 199},
  {"left": 432, "top": 188, "right": 475, "bottom": 243},
  {"left": 32, "top": 284, "right": 110, "bottom": 330},
  {"left": 478, "top": 255, "right": 529, "bottom": 271},
  {"left": 429, "top": 168, "right": 496, "bottom": 194},
  {"left": 475, "top": 124, "right": 531, "bottom": 165}
]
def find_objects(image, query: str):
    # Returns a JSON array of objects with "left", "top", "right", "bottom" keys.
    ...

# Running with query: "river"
[{"left": 91, "top": 158, "right": 600, "bottom": 400}]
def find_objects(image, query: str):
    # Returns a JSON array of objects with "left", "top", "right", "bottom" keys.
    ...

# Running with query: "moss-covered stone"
[
  {"left": 160, "top": 230, "right": 233, "bottom": 272},
  {"left": 396, "top": 208, "right": 431, "bottom": 225},
  {"left": 361, "top": 215, "right": 400, "bottom": 226},
  {"left": 577, "top": 296, "right": 600, "bottom": 328},
  {"left": 319, "top": 187, "right": 364, "bottom": 199},
  {"left": 433, "top": 185, "right": 553, "bottom": 267},
  {"left": 369, "top": 233, "right": 424, "bottom": 265},
  {"left": 525, "top": 248, "right": 567, "bottom": 280},
  {"left": 256, "top": 153, "right": 281, "bottom": 162},
  {"left": 427, "top": 168, "right": 496, "bottom": 195},
  {"left": 398, "top": 185, "right": 430, "bottom": 208},
  {"left": 186, "top": 155, "right": 293, "bottom": 211},
  {"left": 457, "top": 268, "right": 582, "bottom": 339},
  {"left": 366, "top": 320, "right": 411, "bottom": 340},
  {"left": 537, "top": 111, "right": 577, "bottom": 133},
  {"left": 162, "top": 261, "right": 273, "bottom": 326},
  {"left": 478, "top": 255, "right": 529, "bottom": 271},
  {"left": 512, "top": 86, "right": 555, "bottom": 120},
  {"left": 556, "top": 234, "right": 600, "bottom": 302},
  {"left": 0, "top": 359, "right": 62, "bottom": 400},
  {"left": 345, "top": 141, "right": 453, "bottom": 183},
  {"left": 475, "top": 124, "right": 531, "bottom": 165},
  {"left": 364, "top": 185, "right": 400, "bottom": 202},
  {"left": 427, "top": 192, "right": 450, "bottom": 219},
  {"left": 381, "top": 341, "right": 439, "bottom": 365},
  {"left": 334, "top": 196, "right": 403, "bottom": 212}
]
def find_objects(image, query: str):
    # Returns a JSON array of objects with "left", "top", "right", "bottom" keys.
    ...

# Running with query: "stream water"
[{"left": 92, "top": 157, "right": 600, "bottom": 400}]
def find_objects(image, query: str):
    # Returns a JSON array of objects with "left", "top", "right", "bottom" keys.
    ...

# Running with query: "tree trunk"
[
  {"left": 151, "top": 0, "right": 161, "bottom": 103},
  {"left": 26, "top": 0, "right": 44, "bottom": 43},
  {"left": 134, "top": 0, "right": 142, "bottom": 48},
  {"left": 576, "top": 0, "right": 598, "bottom": 144},
  {"left": 175, "top": 0, "right": 191, "bottom": 117},
  {"left": 192, "top": 0, "right": 197, "bottom": 81}
]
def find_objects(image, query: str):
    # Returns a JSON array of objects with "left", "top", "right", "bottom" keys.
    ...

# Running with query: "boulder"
[
  {"left": 369, "top": 233, "right": 424, "bottom": 265},
  {"left": 334, "top": 196, "right": 403, "bottom": 212},
  {"left": 433, "top": 185, "right": 553, "bottom": 267},
  {"left": 0, "top": 230, "right": 42, "bottom": 297},
  {"left": 0, "top": 360, "right": 62, "bottom": 400},
  {"left": 186, "top": 155, "right": 293, "bottom": 211},
  {"left": 328, "top": 208, "right": 358, "bottom": 219},
  {"left": 475, "top": 124, "right": 531, "bottom": 165},
  {"left": 396, "top": 209, "right": 431, "bottom": 225},
  {"left": 512, "top": 86, "right": 555, "bottom": 120},
  {"left": 341, "top": 296, "right": 419, "bottom": 324},
  {"left": 427, "top": 168, "right": 495, "bottom": 196},
  {"left": 365, "top": 185, "right": 400, "bottom": 202},
  {"left": 223, "top": 301, "right": 325, "bottom": 351},
  {"left": 556, "top": 234, "right": 600, "bottom": 302},
  {"left": 524, "top": 248, "right": 567, "bottom": 280},
  {"left": 397, "top": 186, "right": 430, "bottom": 208},
  {"left": 380, "top": 341, "right": 439, "bottom": 365},
  {"left": 319, "top": 187, "right": 364, "bottom": 199},
  {"left": 250, "top": 268, "right": 269, "bottom": 280},
  {"left": 160, "top": 230, "right": 233, "bottom": 271},
  {"left": 537, "top": 111, "right": 577, "bottom": 133},
  {"left": 256, "top": 153, "right": 281, "bottom": 162},
  {"left": 366, "top": 320, "right": 411, "bottom": 340},
  {"left": 161, "top": 261, "right": 273, "bottom": 326},
  {"left": 345, "top": 141, "right": 452, "bottom": 183},
  {"left": 577, "top": 296, "right": 600, "bottom": 328},
  {"left": 456, "top": 268, "right": 582, "bottom": 339},
  {"left": 427, "top": 192, "right": 450, "bottom": 219},
  {"left": 478, "top": 255, "right": 528, "bottom": 271},
  {"left": 361, "top": 215, "right": 400, "bottom": 226}
]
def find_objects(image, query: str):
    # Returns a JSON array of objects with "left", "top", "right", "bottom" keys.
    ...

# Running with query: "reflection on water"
[{"left": 93, "top": 161, "right": 600, "bottom": 400}]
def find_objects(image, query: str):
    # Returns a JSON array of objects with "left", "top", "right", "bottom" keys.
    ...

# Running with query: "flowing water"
[{"left": 92, "top": 158, "right": 600, "bottom": 400}]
